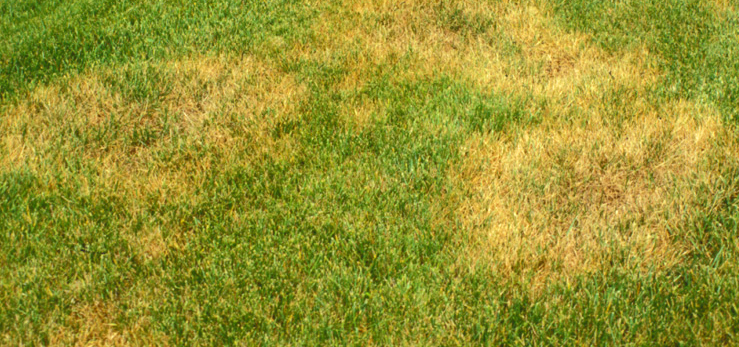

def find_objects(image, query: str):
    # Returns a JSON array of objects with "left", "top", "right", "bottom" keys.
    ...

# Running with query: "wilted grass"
[{"left": 2, "top": 0, "right": 739, "bottom": 345}]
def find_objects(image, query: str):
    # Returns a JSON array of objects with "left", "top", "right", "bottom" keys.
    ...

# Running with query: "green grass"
[
  {"left": 553, "top": 0, "right": 739, "bottom": 121},
  {"left": 2, "top": 0, "right": 739, "bottom": 345},
  {"left": 0, "top": 0, "right": 311, "bottom": 99}
]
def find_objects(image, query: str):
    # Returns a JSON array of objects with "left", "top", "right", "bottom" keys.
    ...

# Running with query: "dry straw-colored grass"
[
  {"left": 2, "top": 55, "right": 304, "bottom": 174},
  {"left": 458, "top": 101, "right": 733, "bottom": 283},
  {"left": 49, "top": 301, "right": 166, "bottom": 346},
  {"left": 302, "top": 0, "right": 652, "bottom": 126},
  {"left": 712, "top": 0, "right": 737, "bottom": 14},
  {"left": 451, "top": 2, "right": 739, "bottom": 286},
  {"left": 49, "top": 302, "right": 129, "bottom": 346},
  {"left": 303, "top": 0, "right": 503, "bottom": 86},
  {"left": 1, "top": 55, "right": 306, "bottom": 262}
]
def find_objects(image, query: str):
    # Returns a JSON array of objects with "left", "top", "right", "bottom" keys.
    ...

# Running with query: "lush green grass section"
[
  {"left": 0, "top": 0, "right": 310, "bottom": 99},
  {"left": 553, "top": 0, "right": 739, "bottom": 121}
]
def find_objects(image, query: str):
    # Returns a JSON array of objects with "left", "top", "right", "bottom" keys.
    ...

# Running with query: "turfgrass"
[{"left": 1, "top": 0, "right": 738, "bottom": 345}]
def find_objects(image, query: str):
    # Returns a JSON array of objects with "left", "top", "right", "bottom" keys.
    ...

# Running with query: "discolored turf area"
[{"left": 2, "top": 0, "right": 739, "bottom": 345}]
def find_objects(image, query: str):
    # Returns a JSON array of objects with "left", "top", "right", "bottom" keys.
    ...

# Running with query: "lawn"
[{"left": 1, "top": 0, "right": 739, "bottom": 345}]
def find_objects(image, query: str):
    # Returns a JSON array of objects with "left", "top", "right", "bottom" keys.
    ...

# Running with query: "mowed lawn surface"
[{"left": 1, "top": 0, "right": 739, "bottom": 344}]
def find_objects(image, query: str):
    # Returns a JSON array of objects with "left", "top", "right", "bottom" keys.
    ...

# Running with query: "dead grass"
[
  {"left": 457, "top": 100, "right": 734, "bottom": 284},
  {"left": 450, "top": 2, "right": 739, "bottom": 287},
  {"left": 49, "top": 302, "right": 152, "bottom": 346},
  {"left": 302, "top": 0, "right": 502, "bottom": 89},
  {"left": 48, "top": 298, "right": 170, "bottom": 346}
]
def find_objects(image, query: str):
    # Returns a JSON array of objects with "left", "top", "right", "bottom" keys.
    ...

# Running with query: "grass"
[{"left": 1, "top": 0, "right": 739, "bottom": 345}]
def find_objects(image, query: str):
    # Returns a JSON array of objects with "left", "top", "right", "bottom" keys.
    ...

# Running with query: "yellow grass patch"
[
  {"left": 338, "top": 98, "right": 387, "bottom": 131},
  {"left": 458, "top": 101, "right": 734, "bottom": 282},
  {"left": 1, "top": 55, "right": 306, "bottom": 260},
  {"left": 1, "top": 56, "right": 304, "bottom": 174},
  {"left": 711, "top": 0, "right": 737, "bottom": 14},
  {"left": 450, "top": 2, "right": 739, "bottom": 286},
  {"left": 302, "top": 0, "right": 501, "bottom": 87},
  {"left": 49, "top": 301, "right": 162, "bottom": 346},
  {"left": 459, "top": 4, "right": 657, "bottom": 112}
]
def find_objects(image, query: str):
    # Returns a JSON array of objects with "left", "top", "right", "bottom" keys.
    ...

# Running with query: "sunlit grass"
[{"left": 2, "top": 0, "right": 739, "bottom": 345}]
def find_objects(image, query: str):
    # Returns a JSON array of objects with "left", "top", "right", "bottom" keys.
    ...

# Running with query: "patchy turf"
[{"left": 2, "top": 0, "right": 739, "bottom": 345}]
